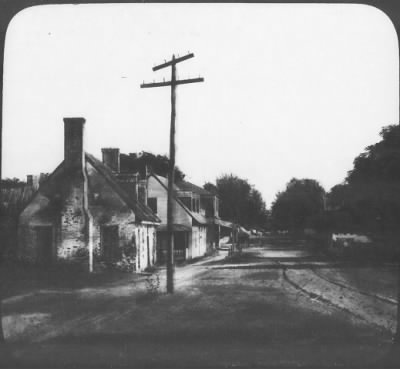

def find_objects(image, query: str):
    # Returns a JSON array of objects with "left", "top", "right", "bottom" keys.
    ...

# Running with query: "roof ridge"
[
  {"left": 149, "top": 173, "right": 207, "bottom": 225},
  {"left": 85, "top": 153, "right": 160, "bottom": 224}
]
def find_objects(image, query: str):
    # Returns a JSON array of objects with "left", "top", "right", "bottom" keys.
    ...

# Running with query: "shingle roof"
[
  {"left": 19, "top": 154, "right": 160, "bottom": 224},
  {"left": 176, "top": 180, "right": 212, "bottom": 196},
  {"left": 85, "top": 153, "right": 161, "bottom": 224}
]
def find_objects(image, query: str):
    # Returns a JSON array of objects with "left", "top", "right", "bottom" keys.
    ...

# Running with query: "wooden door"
[
  {"left": 101, "top": 226, "right": 119, "bottom": 262},
  {"left": 174, "top": 232, "right": 187, "bottom": 261}
]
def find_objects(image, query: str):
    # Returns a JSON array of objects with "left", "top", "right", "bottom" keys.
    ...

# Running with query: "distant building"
[
  {"left": 146, "top": 174, "right": 208, "bottom": 261},
  {"left": 99, "top": 147, "right": 234, "bottom": 262},
  {"left": 18, "top": 118, "right": 160, "bottom": 271},
  {"left": 146, "top": 174, "right": 234, "bottom": 262}
]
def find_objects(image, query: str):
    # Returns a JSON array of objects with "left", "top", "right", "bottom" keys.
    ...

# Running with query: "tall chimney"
[
  {"left": 102, "top": 148, "right": 120, "bottom": 173},
  {"left": 26, "top": 175, "right": 33, "bottom": 186},
  {"left": 64, "top": 117, "right": 85, "bottom": 169}
]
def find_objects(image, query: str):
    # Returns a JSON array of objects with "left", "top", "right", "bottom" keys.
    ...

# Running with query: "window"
[
  {"left": 191, "top": 198, "right": 200, "bottom": 213},
  {"left": 148, "top": 197, "right": 157, "bottom": 213}
]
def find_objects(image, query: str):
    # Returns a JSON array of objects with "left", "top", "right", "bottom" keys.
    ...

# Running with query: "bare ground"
[{"left": 0, "top": 248, "right": 399, "bottom": 368}]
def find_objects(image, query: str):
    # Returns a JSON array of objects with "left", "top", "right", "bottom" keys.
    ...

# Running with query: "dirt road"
[{"left": 0, "top": 244, "right": 398, "bottom": 368}]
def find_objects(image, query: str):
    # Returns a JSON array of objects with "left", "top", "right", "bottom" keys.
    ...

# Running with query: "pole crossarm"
[
  {"left": 153, "top": 53, "right": 194, "bottom": 71},
  {"left": 141, "top": 77, "right": 204, "bottom": 89},
  {"left": 140, "top": 52, "right": 203, "bottom": 294}
]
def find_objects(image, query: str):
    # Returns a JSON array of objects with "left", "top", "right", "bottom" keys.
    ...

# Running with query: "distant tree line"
[
  {"left": 0, "top": 178, "right": 26, "bottom": 189},
  {"left": 269, "top": 124, "right": 400, "bottom": 235}
]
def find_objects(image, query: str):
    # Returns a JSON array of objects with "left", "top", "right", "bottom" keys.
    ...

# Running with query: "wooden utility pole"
[{"left": 141, "top": 53, "right": 204, "bottom": 294}]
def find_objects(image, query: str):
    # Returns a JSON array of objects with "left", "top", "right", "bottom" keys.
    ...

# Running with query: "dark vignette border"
[{"left": 0, "top": 0, "right": 399, "bottom": 365}]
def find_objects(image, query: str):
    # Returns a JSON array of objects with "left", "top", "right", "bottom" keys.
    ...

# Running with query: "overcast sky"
[{"left": 2, "top": 3, "right": 398, "bottom": 206}]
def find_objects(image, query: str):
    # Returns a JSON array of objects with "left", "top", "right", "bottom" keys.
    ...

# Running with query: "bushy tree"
[
  {"left": 206, "top": 174, "right": 268, "bottom": 228},
  {"left": 120, "top": 152, "right": 186, "bottom": 182},
  {"left": 347, "top": 125, "right": 400, "bottom": 184},
  {"left": 327, "top": 124, "right": 400, "bottom": 234},
  {"left": 203, "top": 182, "right": 217, "bottom": 195},
  {"left": 271, "top": 178, "right": 325, "bottom": 231}
]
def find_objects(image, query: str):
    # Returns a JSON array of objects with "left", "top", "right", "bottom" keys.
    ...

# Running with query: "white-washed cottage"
[{"left": 18, "top": 118, "right": 161, "bottom": 272}]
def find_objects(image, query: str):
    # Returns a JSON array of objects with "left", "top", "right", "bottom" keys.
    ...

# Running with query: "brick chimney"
[
  {"left": 101, "top": 148, "right": 120, "bottom": 173},
  {"left": 26, "top": 175, "right": 39, "bottom": 190},
  {"left": 26, "top": 175, "right": 33, "bottom": 186},
  {"left": 64, "top": 117, "right": 85, "bottom": 169}
]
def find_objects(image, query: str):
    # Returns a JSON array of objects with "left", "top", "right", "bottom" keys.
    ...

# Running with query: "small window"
[{"left": 148, "top": 197, "right": 157, "bottom": 213}]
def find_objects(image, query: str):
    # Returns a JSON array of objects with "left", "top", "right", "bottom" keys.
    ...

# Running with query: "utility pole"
[{"left": 141, "top": 53, "right": 204, "bottom": 293}]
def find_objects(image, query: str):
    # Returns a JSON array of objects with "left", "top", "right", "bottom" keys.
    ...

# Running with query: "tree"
[
  {"left": 207, "top": 174, "right": 268, "bottom": 229},
  {"left": 271, "top": 178, "right": 325, "bottom": 232},
  {"left": 324, "top": 124, "right": 400, "bottom": 344},
  {"left": 347, "top": 124, "right": 400, "bottom": 184},
  {"left": 0, "top": 178, "right": 25, "bottom": 188},
  {"left": 327, "top": 124, "right": 400, "bottom": 234},
  {"left": 120, "top": 152, "right": 186, "bottom": 182},
  {"left": 247, "top": 188, "right": 268, "bottom": 227},
  {"left": 203, "top": 182, "right": 217, "bottom": 195}
]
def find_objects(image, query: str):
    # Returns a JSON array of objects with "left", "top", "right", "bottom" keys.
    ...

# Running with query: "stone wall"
[{"left": 59, "top": 176, "right": 86, "bottom": 259}]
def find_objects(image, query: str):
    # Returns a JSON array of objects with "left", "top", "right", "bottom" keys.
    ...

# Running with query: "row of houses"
[{"left": 2, "top": 117, "right": 233, "bottom": 272}]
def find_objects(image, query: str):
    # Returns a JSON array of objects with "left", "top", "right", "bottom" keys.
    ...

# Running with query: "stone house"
[{"left": 18, "top": 118, "right": 161, "bottom": 272}]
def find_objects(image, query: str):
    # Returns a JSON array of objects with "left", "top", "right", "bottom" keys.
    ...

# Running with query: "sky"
[{"left": 2, "top": 3, "right": 399, "bottom": 206}]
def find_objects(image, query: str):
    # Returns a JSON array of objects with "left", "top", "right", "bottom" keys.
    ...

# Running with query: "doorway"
[
  {"left": 101, "top": 225, "right": 119, "bottom": 262},
  {"left": 35, "top": 226, "right": 53, "bottom": 265}
]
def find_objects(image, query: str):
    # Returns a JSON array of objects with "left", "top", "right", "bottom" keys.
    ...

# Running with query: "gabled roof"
[
  {"left": 20, "top": 153, "right": 161, "bottom": 224},
  {"left": 85, "top": 153, "right": 161, "bottom": 224},
  {"left": 150, "top": 173, "right": 208, "bottom": 225},
  {"left": 148, "top": 174, "right": 181, "bottom": 192},
  {"left": 176, "top": 180, "right": 212, "bottom": 196}
]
